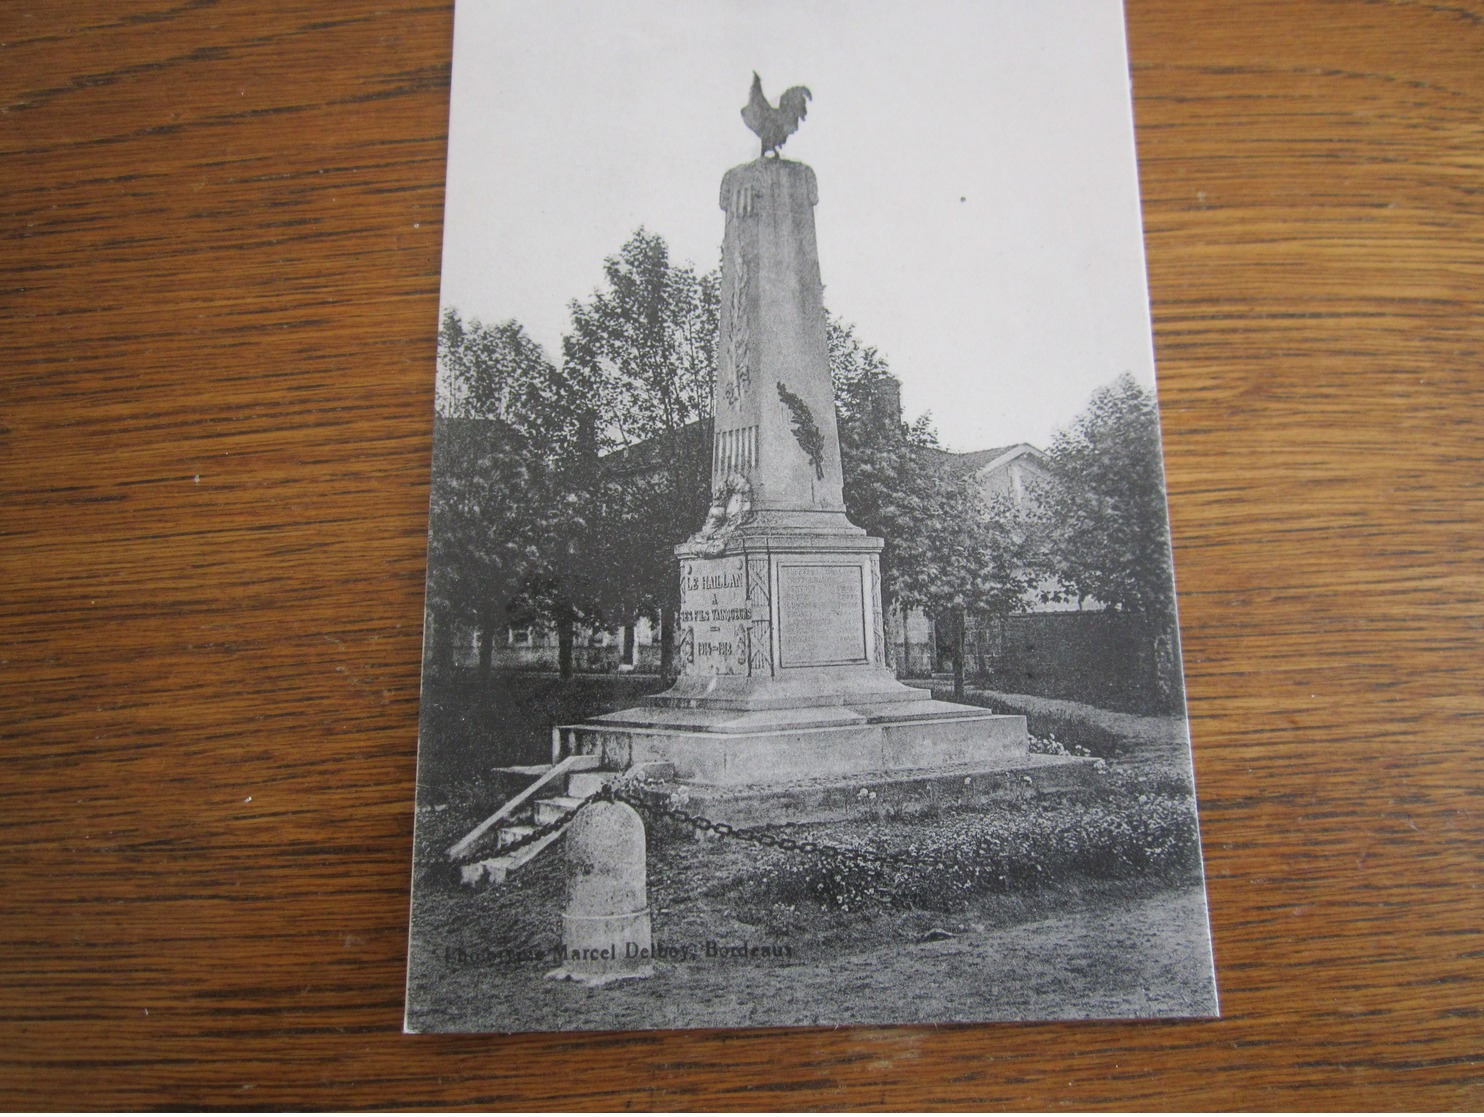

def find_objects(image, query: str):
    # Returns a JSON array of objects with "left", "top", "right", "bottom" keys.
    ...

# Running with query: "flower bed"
[{"left": 738, "top": 788, "right": 1203, "bottom": 913}]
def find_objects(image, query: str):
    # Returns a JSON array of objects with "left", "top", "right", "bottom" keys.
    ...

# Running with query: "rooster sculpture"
[{"left": 741, "top": 72, "right": 812, "bottom": 158}]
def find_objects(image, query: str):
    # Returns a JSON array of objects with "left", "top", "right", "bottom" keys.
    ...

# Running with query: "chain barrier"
[
  {"left": 474, "top": 777, "right": 961, "bottom": 872},
  {"left": 601, "top": 783, "right": 960, "bottom": 872},
  {"left": 475, "top": 780, "right": 958, "bottom": 876},
  {"left": 487, "top": 791, "right": 599, "bottom": 860}
]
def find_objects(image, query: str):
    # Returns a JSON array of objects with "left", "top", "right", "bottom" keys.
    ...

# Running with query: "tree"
[
  {"left": 562, "top": 230, "right": 719, "bottom": 676},
  {"left": 830, "top": 315, "right": 1044, "bottom": 686},
  {"left": 894, "top": 463, "right": 1039, "bottom": 698},
  {"left": 426, "top": 309, "right": 598, "bottom": 675},
  {"left": 565, "top": 230, "right": 717, "bottom": 453},
  {"left": 1044, "top": 373, "right": 1180, "bottom": 700},
  {"left": 425, "top": 414, "right": 540, "bottom": 674},
  {"left": 829, "top": 317, "right": 955, "bottom": 627}
]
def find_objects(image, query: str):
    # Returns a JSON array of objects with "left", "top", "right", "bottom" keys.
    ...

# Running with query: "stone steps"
[
  {"left": 455, "top": 760, "right": 617, "bottom": 887},
  {"left": 533, "top": 795, "right": 587, "bottom": 826},
  {"left": 459, "top": 826, "right": 566, "bottom": 886},
  {"left": 496, "top": 823, "right": 535, "bottom": 847}
]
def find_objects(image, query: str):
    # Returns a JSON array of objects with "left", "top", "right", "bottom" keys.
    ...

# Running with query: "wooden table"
[{"left": 3, "top": 1, "right": 1479, "bottom": 1108}]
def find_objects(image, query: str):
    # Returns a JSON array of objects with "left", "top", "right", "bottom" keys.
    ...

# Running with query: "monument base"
[
  {"left": 560, "top": 524, "right": 1042, "bottom": 788},
  {"left": 646, "top": 753, "right": 1099, "bottom": 828},
  {"left": 568, "top": 696, "right": 1031, "bottom": 787}
]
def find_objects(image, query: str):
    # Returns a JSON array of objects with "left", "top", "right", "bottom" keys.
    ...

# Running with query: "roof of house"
[{"left": 928, "top": 442, "right": 1049, "bottom": 475}]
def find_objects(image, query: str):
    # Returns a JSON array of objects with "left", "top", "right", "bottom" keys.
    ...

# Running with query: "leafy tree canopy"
[
  {"left": 830, "top": 315, "right": 949, "bottom": 613},
  {"left": 428, "top": 312, "right": 586, "bottom": 670},
  {"left": 559, "top": 231, "right": 721, "bottom": 669},
  {"left": 1045, "top": 372, "right": 1175, "bottom": 630},
  {"left": 563, "top": 229, "right": 717, "bottom": 453}
]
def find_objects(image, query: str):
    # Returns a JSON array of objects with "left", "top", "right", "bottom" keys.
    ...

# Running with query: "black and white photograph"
[{"left": 405, "top": 0, "right": 1218, "bottom": 1033}]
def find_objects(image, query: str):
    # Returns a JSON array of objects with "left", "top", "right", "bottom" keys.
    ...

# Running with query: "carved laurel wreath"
[{"left": 776, "top": 380, "right": 825, "bottom": 480}]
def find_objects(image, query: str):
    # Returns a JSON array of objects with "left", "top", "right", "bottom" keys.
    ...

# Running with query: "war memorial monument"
[{"left": 563, "top": 78, "right": 1052, "bottom": 791}]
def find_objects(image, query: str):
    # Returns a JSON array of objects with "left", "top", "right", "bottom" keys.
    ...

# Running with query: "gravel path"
[{"left": 407, "top": 882, "right": 1217, "bottom": 1033}]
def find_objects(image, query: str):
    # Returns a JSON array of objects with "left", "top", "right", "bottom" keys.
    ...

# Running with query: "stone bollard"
[{"left": 545, "top": 799, "right": 653, "bottom": 986}]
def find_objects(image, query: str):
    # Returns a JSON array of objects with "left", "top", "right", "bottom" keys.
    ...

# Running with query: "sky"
[{"left": 438, "top": 0, "right": 1157, "bottom": 453}]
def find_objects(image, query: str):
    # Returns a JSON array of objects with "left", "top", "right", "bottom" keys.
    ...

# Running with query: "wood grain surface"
[{"left": 2, "top": 0, "right": 1480, "bottom": 1108}]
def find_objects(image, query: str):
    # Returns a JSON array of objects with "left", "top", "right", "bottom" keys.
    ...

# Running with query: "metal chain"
[
  {"left": 476, "top": 781, "right": 960, "bottom": 872},
  {"left": 603, "top": 784, "right": 960, "bottom": 870},
  {"left": 488, "top": 791, "right": 599, "bottom": 859}
]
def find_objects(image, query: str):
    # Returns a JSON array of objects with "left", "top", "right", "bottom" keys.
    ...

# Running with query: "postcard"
[{"left": 405, "top": 0, "right": 1217, "bottom": 1033}]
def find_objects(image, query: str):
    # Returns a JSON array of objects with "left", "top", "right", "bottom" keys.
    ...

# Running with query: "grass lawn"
[{"left": 413, "top": 668, "right": 669, "bottom": 828}]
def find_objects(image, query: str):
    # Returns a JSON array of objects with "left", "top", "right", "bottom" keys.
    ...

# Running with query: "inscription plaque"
[
  {"left": 777, "top": 563, "right": 867, "bottom": 668},
  {"left": 678, "top": 556, "right": 751, "bottom": 675}
]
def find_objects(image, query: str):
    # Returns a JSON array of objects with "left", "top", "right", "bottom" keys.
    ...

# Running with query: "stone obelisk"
[
  {"left": 575, "top": 83, "right": 1031, "bottom": 786},
  {"left": 712, "top": 159, "right": 846, "bottom": 524},
  {"left": 659, "top": 155, "right": 905, "bottom": 709}
]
